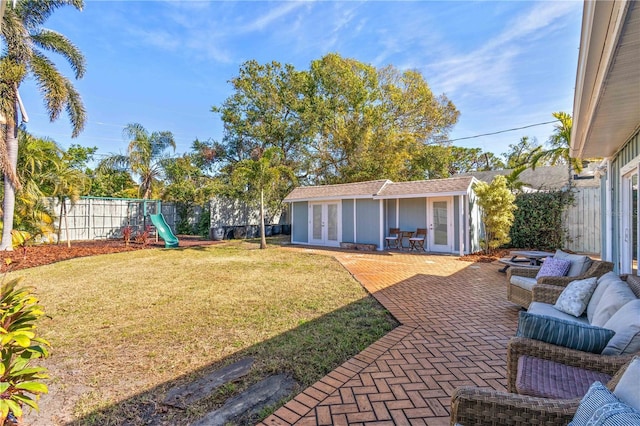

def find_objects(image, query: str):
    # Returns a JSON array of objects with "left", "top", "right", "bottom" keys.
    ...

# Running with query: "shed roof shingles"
[
  {"left": 377, "top": 176, "right": 474, "bottom": 197},
  {"left": 284, "top": 176, "right": 474, "bottom": 201},
  {"left": 284, "top": 179, "right": 390, "bottom": 201}
]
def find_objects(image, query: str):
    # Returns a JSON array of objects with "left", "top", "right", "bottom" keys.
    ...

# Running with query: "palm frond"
[
  {"left": 63, "top": 78, "right": 85, "bottom": 137},
  {"left": 29, "top": 51, "right": 67, "bottom": 121},
  {"left": 30, "top": 28, "right": 85, "bottom": 78},
  {"left": 2, "top": 6, "right": 33, "bottom": 63},
  {"left": 97, "top": 154, "right": 130, "bottom": 174},
  {"left": 16, "top": 0, "right": 83, "bottom": 30}
]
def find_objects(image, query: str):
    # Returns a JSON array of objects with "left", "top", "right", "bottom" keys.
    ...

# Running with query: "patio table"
[{"left": 498, "top": 250, "right": 554, "bottom": 273}]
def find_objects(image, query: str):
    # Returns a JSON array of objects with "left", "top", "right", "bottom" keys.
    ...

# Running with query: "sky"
[{"left": 16, "top": 0, "right": 584, "bottom": 166}]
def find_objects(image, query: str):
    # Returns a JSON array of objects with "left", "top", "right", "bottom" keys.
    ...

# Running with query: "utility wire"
[{"left": 444, "top": 119, "right": 560, "bottom": 143}]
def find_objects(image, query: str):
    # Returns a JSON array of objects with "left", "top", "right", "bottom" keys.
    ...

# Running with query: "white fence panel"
[{"left": 564, "top": 186, "right": 601, "bottom": 255}]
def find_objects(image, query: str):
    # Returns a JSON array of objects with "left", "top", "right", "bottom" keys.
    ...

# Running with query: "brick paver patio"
[{"left": 260, "top": 249, "right": 521, "bottom": 425}]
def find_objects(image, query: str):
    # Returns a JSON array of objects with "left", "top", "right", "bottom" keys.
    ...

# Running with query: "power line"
[{"left": 444, "top": 119, "right": 560, "bottom": 143}]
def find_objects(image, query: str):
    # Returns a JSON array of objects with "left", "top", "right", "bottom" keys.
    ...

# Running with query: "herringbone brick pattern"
[{"left": 260, "top": 250, "right": 520, "bottom": 425}]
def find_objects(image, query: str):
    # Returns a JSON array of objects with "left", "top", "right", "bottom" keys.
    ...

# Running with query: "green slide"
[{"left": 149, "top": 213, "right": 179, "bottom": 248}]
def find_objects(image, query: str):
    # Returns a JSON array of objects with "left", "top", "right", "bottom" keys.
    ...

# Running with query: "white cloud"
[
  {"left": 426, "top": 1, "right": 581, "bottom": 104},
  {"left": 238, "top": 1, "right": 310, "bottom": 33}
]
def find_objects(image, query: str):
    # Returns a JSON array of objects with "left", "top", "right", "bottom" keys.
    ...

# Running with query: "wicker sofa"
[
  {"left": 452, "top": 274, "right": 640, "bottom": 425},
  {"left": 451, "top": 341, "right": 635, "bottom": 426},
  {"left": 507, "top": 257, "right": 613, "bottom": 309}
]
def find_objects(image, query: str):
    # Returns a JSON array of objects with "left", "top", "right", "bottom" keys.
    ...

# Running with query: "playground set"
[{"left": 126, "top": 199, "right": 179, "bottom": 248}]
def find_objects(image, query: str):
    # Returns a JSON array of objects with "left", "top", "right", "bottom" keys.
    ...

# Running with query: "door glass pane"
[
  {"left": 433, "top": 201, "right": 448, "bottom": 245},
  {"left": 312, "top": 205, "right": 322, "bottom": 240},
  {"left": 327, "top": 204, "right": 338, "bottom": 241}
]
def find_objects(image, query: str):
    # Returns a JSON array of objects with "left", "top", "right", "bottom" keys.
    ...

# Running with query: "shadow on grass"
[{"left": 64, "top": 294, "right": 398, "bottom": 426}]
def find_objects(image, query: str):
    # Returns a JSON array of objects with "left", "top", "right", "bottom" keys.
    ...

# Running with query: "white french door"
[
  {"left": 428, "top": 197, "right": 453, "bottom": 253},
  {"left": 309, "top": 202, "right": 340, "bottom": 247}
]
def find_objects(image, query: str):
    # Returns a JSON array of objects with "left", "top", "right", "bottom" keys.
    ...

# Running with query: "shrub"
[
  {"left": 474, "top": 175, "right": 517, "bottom": 253},
  {"left": 0, "top": 278, "right": 50, "bottom": 424},
  {"left": 509, "top": 189, "right": 574, "bottom": 250}
]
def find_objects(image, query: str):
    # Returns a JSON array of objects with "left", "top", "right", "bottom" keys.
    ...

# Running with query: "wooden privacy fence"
[
  {"left": 563, "top": 186, "right": 601, "bottom": 255},
  {"left": 47, "top": 197, "right": 181, "bottom": 241}
]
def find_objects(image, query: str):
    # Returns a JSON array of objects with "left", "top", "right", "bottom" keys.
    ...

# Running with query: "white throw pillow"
[{"left": 554, "top": 277, "right": 598, "bottom": 317}]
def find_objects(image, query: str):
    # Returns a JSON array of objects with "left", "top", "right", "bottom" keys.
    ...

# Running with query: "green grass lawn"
[{"left": 11, "top": 240, "right": 397, "bottom": 425}]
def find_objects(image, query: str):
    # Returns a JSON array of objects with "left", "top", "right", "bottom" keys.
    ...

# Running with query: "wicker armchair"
[
  {"left": 506, "top": 336, "right": 634, "bottom": 394},
  {"left": 451, "top": 387, "right": 579, "bottom": 425},
  {"left": 506, "top": 259, "right": 614, "bottom": 309},
  {"left": 451, "top": 341, "right": 634, "bottom": 426}
]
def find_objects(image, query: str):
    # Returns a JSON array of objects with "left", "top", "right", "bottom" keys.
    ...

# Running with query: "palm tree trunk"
[
  {"left": 63, "top": 200, "right": 71, "bottom": 248},
  {"left": 57, "top": 199, "right": 63, "bottom": 245},
  {"left": 260, "top": 189, "right": 267, "bottom": 249},
  {"left": 0, "top": 105, "right": 19, "bottom": 251}
]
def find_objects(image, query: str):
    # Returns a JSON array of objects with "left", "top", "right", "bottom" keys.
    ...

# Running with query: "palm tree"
[
  {"left": 531, "top": 112, "right": 581, "bottom": 184},
  {"left": 99, "top": 123, "right": 176, "bottom": 199},
  {"left": 232, "top": 147, "right": 295, "bottom": 249},
  {"left": 52, "top": 161, "right": 89, "bottom": 247},
  {"left": 0, "top": 130, "right": 60, "bottom": 246},
  {"left": 0, "top": 0, "right": 86, "bottom": 250}
]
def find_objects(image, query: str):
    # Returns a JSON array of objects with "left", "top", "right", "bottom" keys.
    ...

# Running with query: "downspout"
[
  {"left": 459, "top": 195, "right": 465, "bottom": 256},
  {"left": 604, "top": 159, "right": 612, "bottom": 263},
  {"left": 379, "top": 199, "right": 384, "bottom": 251}
]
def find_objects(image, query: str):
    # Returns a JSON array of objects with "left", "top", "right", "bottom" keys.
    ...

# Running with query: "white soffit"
[{"left": 572, "top": 1, "right": 640, "bottom": 159}]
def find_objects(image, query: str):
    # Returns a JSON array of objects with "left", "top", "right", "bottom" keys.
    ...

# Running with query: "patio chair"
[
  {"left": 507, "top": 259, "right": 613, "bottom": 309},
  {"left": 451, "top": 345, "right": 636, "bottom": 426},
  {"left": 408, "top": 228, "right": 427, "bottom": 251},
  {"left": 506, "top": 336, "right": 635, "bottom": 396},
  {"left": 384, "top": 228, "right": 401, "bottom": 249}
]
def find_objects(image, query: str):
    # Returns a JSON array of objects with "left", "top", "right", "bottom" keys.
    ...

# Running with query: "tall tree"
[
  {"left": 162, "top": 152, "right": 220, "bottom": 234},
  {"left": 531, "top": 112, "right": 580, "bottom": 183},
  {"left": 51, "top": 160, "right": 89, "bottom": 247},
  {"left": 1, "top": 130, "right": 59, "bottom": 244},
  {"left": 99, "top": 123, "right": 176, "bottom": 199},
  {"left": 231, "top": 147, "right": 294, "bottom": 249},
  {"left": 214, "top": 54, "right": 460, "bottom": 187},
  {"left": 502, "top": 136, "right": 541, "bottom": 169},
  {"left": 0, "top": 0, "right": 86, "bottom": 250},
  {"left": 307, "top": 54, "right": 459, "bottom": 183}
]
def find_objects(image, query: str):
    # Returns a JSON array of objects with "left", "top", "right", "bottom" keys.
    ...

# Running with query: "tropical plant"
[
  {"left": 0, "top": 131, "right": 59, "bottom": 245},
  {"left": 51, "top": 162, "right": 89, "bottom": 247},
  {"left": 98, "top": 123, "right": 176, "bottom": 199},
  {"left": 473, "top": 175, "right": 517, "bottom": 253},
  {"left": 231, "top": 147, "right": 295, "bottom": 249},
  {"left": 531, "top": 112, "right": 580, "bottom": 182},
  {"left": 0, "top": 277, "right": 50, "bottom": 424},
  {"left": 0, "top": 0, "right": 87, "bottom": 251}
]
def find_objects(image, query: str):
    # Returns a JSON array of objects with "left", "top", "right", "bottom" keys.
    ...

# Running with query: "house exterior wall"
[
  {"left": 342, "top": 199, "right": 355, "bottom": 242},
  {"left": 291, "top": 201, "right": 308, "bottom": 243},
  {"left": 385, "top": 199, "right": 397, "bottom": 230},
  {"left": 454, "top": 197, "right": 460, "bottom": 252},
  {"left": 355, "top": 199, "right": 381, "bottom": 246},
  {"left": 399, "top": 198, "right": 427, "bottom": 231},
  {"left": 607, "top": 130, "right": 640, "bottom": 272},
  {"left": 468, "top": 190, "right": 482, "bottom": 253}
]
